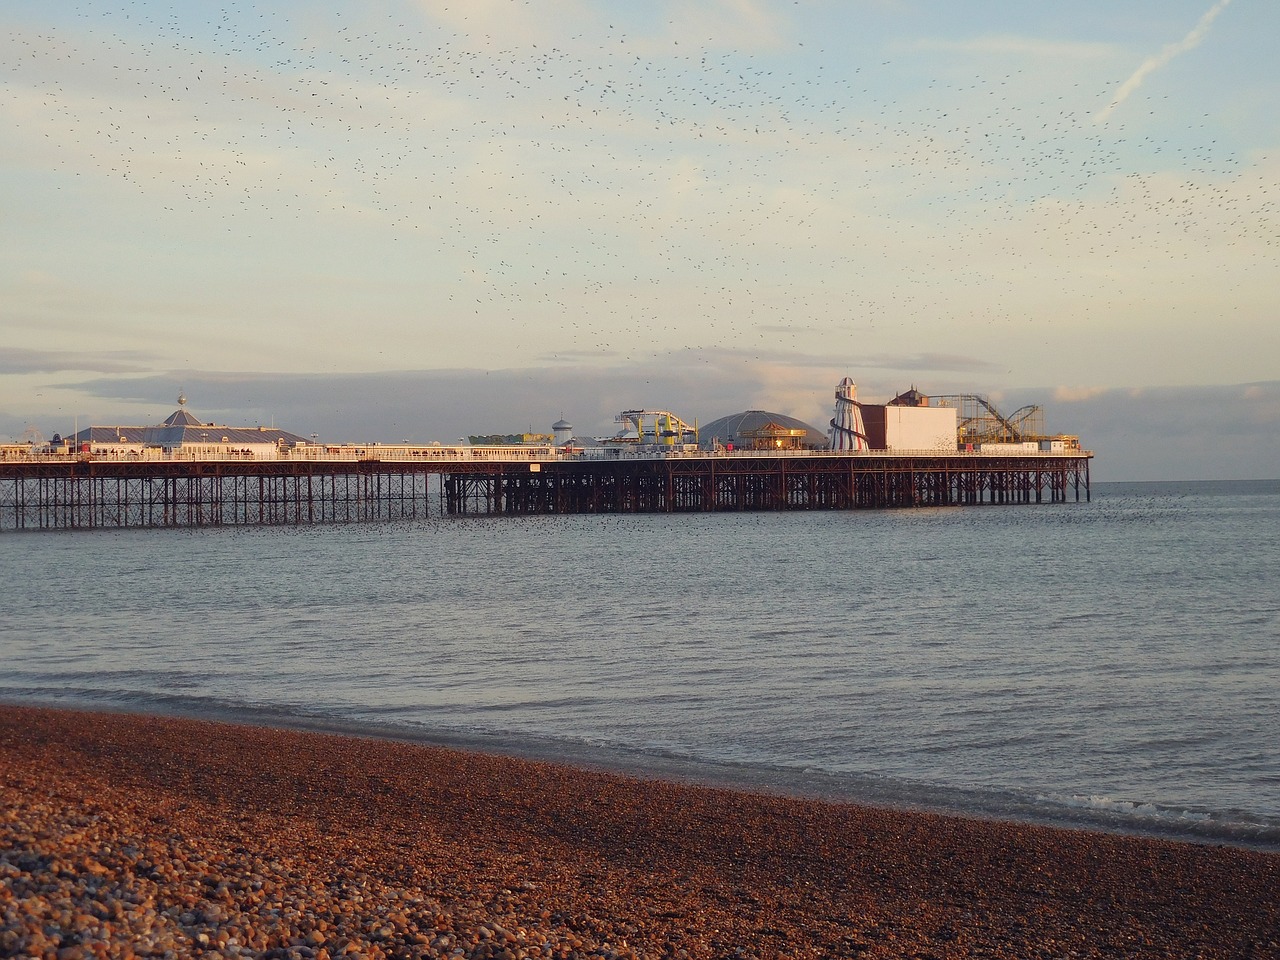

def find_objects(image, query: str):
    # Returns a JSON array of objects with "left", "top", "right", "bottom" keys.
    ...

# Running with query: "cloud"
[
  {"left": 1095, "top": 0, "right": 1234, "bottom": 124},
  {"left": 905, "top": 34, "right": 1113, "bottom": 60},
  {"left": 29, "top": 347, "right": 1009, "bottom": 439},
  {"left": 1241, "top": 383, "right": 1280, "bottom": 427},
  {"left": 0, "top": 348, "right": 159, "bottom": 376},
  {"left": 12, "top": 364, "right": 1279, "bottom": 480},
  {"left": 867, "top": 353, "right": 1001, "bottom": 374},
  {"left": 1001, "top": 381, "right": 1280, "bottom": 480},
  {"left": 664, "top": 0, "right": 790, "bottom": 53},
  {"left": 4, "top": 0, "right": 1275, "bottom": 429},
  {"left": 52, "top": 351, "right": 980, "bottom": 443},
  {"left": 1053, "top": 385, "right": 1110, "bottom": 403},
  {"left": 52, "top": 364, "right": 765, "bottom": 442},
  {"left": 411, "top": 0, "right": 598, "bottom": 50}
]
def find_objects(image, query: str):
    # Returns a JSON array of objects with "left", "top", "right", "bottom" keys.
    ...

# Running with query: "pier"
[{"left": 0, "top": 446, "right": 1090, "bottom": 530}]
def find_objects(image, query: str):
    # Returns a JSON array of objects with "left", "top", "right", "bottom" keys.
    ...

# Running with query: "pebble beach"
[{"left": 2, "top": 705, "right": 1277, "bottom": 959}]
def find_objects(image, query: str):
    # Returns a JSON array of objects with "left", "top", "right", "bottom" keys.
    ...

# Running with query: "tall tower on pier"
[{"left": 829, "top": 377, "right": 868, "bottom": 452}]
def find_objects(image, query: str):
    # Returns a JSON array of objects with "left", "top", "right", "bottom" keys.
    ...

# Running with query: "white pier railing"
[{"left": 3, "top": 442, "right": 1091, "bottom": 466}]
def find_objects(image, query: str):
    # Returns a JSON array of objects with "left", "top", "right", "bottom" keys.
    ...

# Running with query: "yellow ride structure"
[{"left": 613, "top": 410, "right": 699, "bottom": 447}]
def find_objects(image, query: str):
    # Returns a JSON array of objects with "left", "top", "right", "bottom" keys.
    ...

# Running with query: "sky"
[{"left": 2, "top": 0, "right": 1277, "bottom": 480}]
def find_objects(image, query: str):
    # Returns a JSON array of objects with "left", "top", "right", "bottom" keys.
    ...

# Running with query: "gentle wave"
[
  {"left": 2, "top": 480, "right": 1278, "bottom": 851},
  {"left": 6, "top": 685, "right": 1279, "bottom": 853}
]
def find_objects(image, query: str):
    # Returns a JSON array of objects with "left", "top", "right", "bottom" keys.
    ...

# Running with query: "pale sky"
[{"left": 3, "top": 0, "right": 1277, "bottom": 479}]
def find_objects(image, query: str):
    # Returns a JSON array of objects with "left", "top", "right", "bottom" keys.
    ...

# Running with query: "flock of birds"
[{"left": 4, "top": 0, "right": 1273, "bottom": 380}]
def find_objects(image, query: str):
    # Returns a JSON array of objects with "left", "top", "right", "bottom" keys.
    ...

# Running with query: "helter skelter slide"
[{"left": 828, "top": 377, "right": 869, "bottom": 452}]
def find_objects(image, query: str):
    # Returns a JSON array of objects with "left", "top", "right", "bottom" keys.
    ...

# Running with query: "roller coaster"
[{"left": 934, "top": 395, "right": 1045, "bottom": 445}]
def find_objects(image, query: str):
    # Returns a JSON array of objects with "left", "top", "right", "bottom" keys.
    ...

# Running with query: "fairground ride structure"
[
  {"left": 932, "top": 395, "right": 1046, "bottom": 446},
  {"left": 612, "top": 410, "right": 699, "bottom": 447}
]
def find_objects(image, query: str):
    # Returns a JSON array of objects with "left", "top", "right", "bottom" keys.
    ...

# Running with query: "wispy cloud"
[
  {"left": 906, "top": 34, "right": 1113, "bottom": 59},
  {"left": 664, "top": 0, "right": 791, "bottom": 52},
  {"left": 410, "top": 0, "right": 598, "bottom": 50},
  {"left": 1095, "top": 0, "right": 1233, "bottom": 124},
  {"left": 0, "top": 348, "right": 158, "bottom": 376}
]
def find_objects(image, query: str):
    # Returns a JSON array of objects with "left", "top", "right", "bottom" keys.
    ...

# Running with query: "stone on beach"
[{"left": 1, "top": 705, "right": 1278, "bottom": 959}]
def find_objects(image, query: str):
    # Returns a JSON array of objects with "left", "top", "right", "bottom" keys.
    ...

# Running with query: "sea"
[{"left": 2, "top": 479, "right": 1277, "bottom": 850}]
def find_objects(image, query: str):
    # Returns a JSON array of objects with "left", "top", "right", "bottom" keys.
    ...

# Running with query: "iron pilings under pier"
[
  {"left": 442, "top": 454, "right": 1091, "bottom": 516},
  {"left": 1, "top": 452, "right": 1090, "bottom": 530},
  {"left": 0, "top": 460, "right": 439, "bottom": 531}
]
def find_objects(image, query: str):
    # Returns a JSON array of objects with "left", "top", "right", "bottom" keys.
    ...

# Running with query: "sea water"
[{"left": 2, "top": 479, "right": 1277, "bottom": 849}]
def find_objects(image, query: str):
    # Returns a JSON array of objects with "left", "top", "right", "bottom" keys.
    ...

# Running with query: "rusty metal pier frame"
[
  {"left": 2, "top": 453, "right": 1090, "bottom": 530},
  {"left": 0, "top": 460, "right": 438, "bottom": 531},
  {"left": 448, "top": 453, "right": 1090, "bottom": 515}
]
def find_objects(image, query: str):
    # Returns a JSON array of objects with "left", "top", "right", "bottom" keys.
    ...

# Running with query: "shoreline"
[
  {"left": 6, "top": 694, "right": 1277, "bottom": 853},
  {"left": 3, "top": 704, "right": 1278, "bottom": 959}
]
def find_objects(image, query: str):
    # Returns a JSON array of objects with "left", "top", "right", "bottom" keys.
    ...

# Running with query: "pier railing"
[
  {"left": 1, "top": 445, "right": 1092, "bottom": 529},
  {"left": 2, "top": 444, "right": 1091, "bottom": 465}
]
